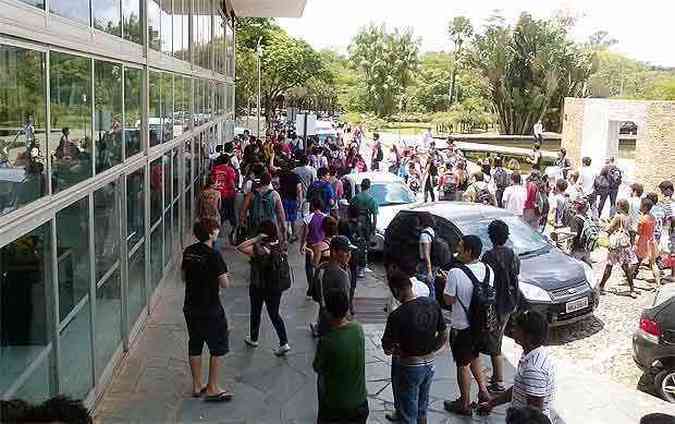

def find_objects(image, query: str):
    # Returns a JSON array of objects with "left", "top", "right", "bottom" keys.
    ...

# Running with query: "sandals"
[
  {"left": 192, "top": 387, "right": 207, "bottom": 398},
  {"left": 204, "top": 391, "right": 233, "bottom": 402},
  {"left": 443, "top": 399, "right": 472, "bottom": 416}
]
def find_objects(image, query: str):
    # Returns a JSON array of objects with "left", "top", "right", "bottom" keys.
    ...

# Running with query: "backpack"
[
  {"left": 476, "top": 187, "right": 494, "bottom": 205},
  {"left": 608, "top": 166, "right": 622, "bottom": 189},
  {"left": 482, "top": 248, "right": 520, "bottom": 317},
  {"left": 249, "top": 190, "right": 276, "bottom": 232},
  {"left": 421, "top": 229, "right": 452, "bottom": 269},
  {"left": 456, "top": 263, "right": 499, "bottom": 338},
  {"left": 269, "top": 245, "right": 292, "bottom": 292},
  {"left": 493, "top": 168, "right": 510, "bottom": 190},
  {"left": 578, "top": 214, "right": 600, "bottom": 252},
  {"left": 559, "top": 196, "right": 573, "bottom": 227},
  {"left": 375, "top": 146, "right": 383, "bottom": 161}
]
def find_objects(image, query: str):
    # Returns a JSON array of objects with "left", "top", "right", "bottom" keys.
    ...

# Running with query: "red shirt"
[
  {"left": 212, "top": 164, "right": 236, "bottom": 199},
  {"left": 524, "top": 181, "right": 539, "bottom": 209}
]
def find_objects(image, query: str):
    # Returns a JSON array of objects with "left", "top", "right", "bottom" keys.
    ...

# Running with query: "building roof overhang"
[{"left": 229, "top": 0, "right": 307, "bottom": 18}]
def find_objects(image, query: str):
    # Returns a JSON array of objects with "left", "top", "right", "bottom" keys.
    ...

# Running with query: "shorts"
[
  {"left": 184, "top": 312, "right": 229, "bottom": 356},
  {"left": 282, "top": 198, "right": 298, "bottom": 222},
  {"left": 450, "top": 328, "right": 478, "bottom": 367},
  {"left": 480, "top": 314, "right": 511, "bottom": 356}
]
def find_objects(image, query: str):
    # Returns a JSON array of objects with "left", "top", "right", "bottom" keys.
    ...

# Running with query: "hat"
[{"left": 330, "top": 235, "right": 358, "bottom": 252}]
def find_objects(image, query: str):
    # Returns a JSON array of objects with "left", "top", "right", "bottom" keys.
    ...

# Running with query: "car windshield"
[
  {"left": 369, "top": 182, "right": 416, "bottom": 206},
  {"left": 455, "top": 215, "right": 550, "bottom": 256}
]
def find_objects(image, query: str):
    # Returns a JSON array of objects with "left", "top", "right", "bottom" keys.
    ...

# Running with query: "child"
[{"left": 635, "top": 198, "right": 661, "bottom": 286}]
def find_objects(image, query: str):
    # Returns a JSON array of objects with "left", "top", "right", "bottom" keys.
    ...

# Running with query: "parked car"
[
  {"left": 384, "top": 202, "right": 599, "bottom": 327},
  {"left": 634, "top": 285, "right": 675, "bottom": 402},
  {"left": 342, "top": 172, "right": 421, "bottom": 252}
]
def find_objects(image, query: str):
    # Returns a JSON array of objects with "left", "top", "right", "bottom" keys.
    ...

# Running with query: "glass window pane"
[
  {"left": 59, "top": 298, "right": 92, "bottom": 399},
  {"left": 148, "top": 0, "right": 161, "bottom": 51},
  {"left": 150, "top": 157, "right": 162, "bottom": 224},
  {"left": 172, "top": 198, "right": 179, "bottom": 251},
  {"left": 184, "top": 187, "right": 191, "bottom": 234},
  {"left": 163, "top": 152, "right": 171, "bottom": 209},
  {"left": 124, "top": 67, "right": 142, "bottom": 157},
  {"left": 149, "top": 71, "right": 161, "bottom": 146},
  {"left": 172, "top": 149, "right": 179, "bottom": 201},
  {"left": 56, "top": 198, "right": 90, "bottom": 322},
  {"left": 161, "top": 73, "right": 173, "bottom": 142},
  {"left": 172, "top": 0, "right": 183, "bottom": 58},
  {"left": 122, "top": 0, "right": 142, "bottom": 44},
  {"left": 173, "top": 77, "right": 184, "bottom": 137},
  {"left": 150, "top": 223, "right": 162, "bottom": 291},
  {"left": 126, "top": 168, "right": 144, "bottom": 250},
  {"left": 94, "top": 182, "right": 120, "bottom": 282},
  {"left": 94, "top": 60, "right": 123, "bottom": 173},
  {"left": 14, "top": 356, "right": 50, "bottom": 402},
  {"left": 127, "top": 245, "right": 145, "bottom": 331},
  {"left": 93, "top": 0, "right": 121, "bottom": 37},
  {"left": 163, "top": 210, "right": 171, "bottom": 266},
  {"left": 51, "top": 0, "right": 90, "bottom": 25},
  {"left": 182, "top": 10, "right": 189, "bottom": 63},
  {"left": 95, "top": 269, "right": 121, "bottom": 379},
  {"left": 0, "top": 223, "right": 51, "bottom": 395},
  {"left": 184, "top": 138, "right": 192, "bottom": 189},
  {"left": 160, "top": 0, "right": 172, "bottom": 55},
  {"left": 182, "top": 77, "right": 191, "bottom": 132},
  {"left": 193, "top": 0, "right": 200, "bottom": 65},
  {"left": 0, "top": 45, "right": 48, "bottom": 217},
  {"left": 50, "top": 52, "right": 93, "bottom": 193},
  {"left": 18, "top": 0, "right": 44, "bottom": 9}
]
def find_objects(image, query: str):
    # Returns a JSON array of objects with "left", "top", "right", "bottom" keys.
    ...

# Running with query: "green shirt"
[
  {"left": 351, "top": 191, "right": 379, "bottom": 216},
  {"left": 313, "top": 321, "right": 367, "bottom": 415}
]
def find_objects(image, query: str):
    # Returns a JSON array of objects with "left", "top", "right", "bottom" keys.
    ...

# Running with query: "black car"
[
  {"left": 384, "top": 202, "right": 599, "bottom": 327},
  {"left": 634, "top": 285, "right": 675, "bottom": 402}
]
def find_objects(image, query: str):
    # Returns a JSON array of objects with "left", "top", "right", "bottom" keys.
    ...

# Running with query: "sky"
[{"left": 279, "top": 0, "right": 675, "bottom": 68}]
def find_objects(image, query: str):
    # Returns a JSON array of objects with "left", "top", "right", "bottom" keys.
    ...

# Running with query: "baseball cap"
[{"left": 330, "top": 235, "right": 358, "bottom": 252}]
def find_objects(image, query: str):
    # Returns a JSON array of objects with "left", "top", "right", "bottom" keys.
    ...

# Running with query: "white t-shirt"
[
  {"left": 580, "top": 167, "right": 595, "bottom": 196},
  {"left": 512, "top": 346, "right": 556, "bottom": 419},
  {"left": 628, "top": 196, "right": 642, "bottom": 232},
  {"left": 419, "top": 227, "right": 435, "bottom": 260},
  {"left": 444, "top": 262, "right": 494, "bottom": 330},
  {"left": 502, "top": 184, "right": 527, "bottom": 216}
]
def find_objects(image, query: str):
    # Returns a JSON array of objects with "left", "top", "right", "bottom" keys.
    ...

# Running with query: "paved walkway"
[{"left": 94, "top": 244, "right": 675, "bottom": 423}]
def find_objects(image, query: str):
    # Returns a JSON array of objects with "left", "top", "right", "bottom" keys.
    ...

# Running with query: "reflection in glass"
[
  {"left": 14, "top": 356, "right": 50, "bottom": 402},
  {"left": 172, "top": 149, "right": 180, "bottom": 202},
  {"left": 95, "top": 269, "right": 121, "bottom": 379},
  {"left": 163, "top": 209, "right": 172, "bottom": 266},
  {"left": 176, "top": 77, "right": 191, "bottom": 133},
  {"left": 50, "top": 0, "right": 90, "bottom": 25},
  {"left": 59, "top": 297, "right": 92, "bottom": 399},
  {"left": 149, "top": 71, "right": 161, "bottom": 147},
  {"left": 172, "top": 197, "right": 179, "bottom": 254},
  {"left": 94, "top": 182, "right": 120, "bottom": 282},
  {"left": 18, "top": 0, "right": 44, "bottom": 9},
  {"left": 184, "top": 138, "right": 192, "bottom": 189},
  {"left": 150, "top": 157, "right": 162, "bottom": 224},
  {"left": 161, "top": 73, "right": 173, "bottom": 142},
  {"left": 150, "top": 223, "right": 162, "bottom": 291},
  {"left": 163, "top": 152, "right": 171, "bottom": 209},
  {"left": 126, "top": 168, "right": 144, "bottom": 250},
  {"left": 202, "top": 5, "right": 211, "bottom": 69},
  {"left": 160, "top": 0, "right": 172, "bottom": 55},
  {"left": 50, "top": 52, "right": 93, "bottom": 193},
  {"left": 148, "top": 0, "right": 161, "bottom": 51},
  {"left": 182, "top": 4, "right": 190, "bottom": 62},
  {"left": 184, "top": 186, "right": 191, "bottom": 234},
  {"left": 127, "top": 246, "right": 145, "bottom": 331},
  {"left": 172, "top": 0, "right": 184, "bottom": 58},
  {"left": 93, "top": 0, "right": 121, "bottom": 37},
  {"left": 0, "top": 223, "right": 51, "bottom": 395},
  {"left": 94, "top": 61, "right": 123, "bottom": 173},
  {"left": 0, "top": 45, "right": 48, "bottom": 217},
  {"left": 173, "top": 77, "right": 184, "bottom": 137},
  {"left": 124, "top": 67, "right": 142, "bottom": 157},
  {"left": 122, "top": 0, "right": 142, "bottom": 44},
  {"left": 193, "top": 0, "right": 200, "bottom": 65}
]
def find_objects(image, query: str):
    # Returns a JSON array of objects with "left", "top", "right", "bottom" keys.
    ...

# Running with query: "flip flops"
[
  {"left": 204, "top": 391, "right": 233, "bottom": 402},
  {"left": 192, "top": 387, "right": 207, "bottom": 398},
  {"left": 443, "top": 399, "right": 472, "bottom": 416}
]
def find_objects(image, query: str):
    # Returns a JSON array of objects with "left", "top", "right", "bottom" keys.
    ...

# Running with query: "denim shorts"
[{"left": 392, "top": 363, "right": 434, "bottom": 423}]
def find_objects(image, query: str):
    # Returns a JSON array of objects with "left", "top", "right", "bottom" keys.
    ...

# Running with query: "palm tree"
[{"left": 448, "top": 17, "right": 474, "bottom": 105}]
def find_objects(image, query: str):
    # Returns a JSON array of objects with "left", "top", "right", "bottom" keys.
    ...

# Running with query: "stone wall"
[
  {"left": 561, "top": 98, "right": 586, "bottom": 168},
  {"left": 636, "top": 102, "right": 675, "bottom": 191}
]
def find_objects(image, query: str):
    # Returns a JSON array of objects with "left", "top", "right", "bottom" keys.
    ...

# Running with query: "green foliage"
[{"left": 348, "top": 24, "right": 420, "bottom": 117}]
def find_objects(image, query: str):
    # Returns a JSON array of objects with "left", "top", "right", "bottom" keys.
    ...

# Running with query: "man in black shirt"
[
  {"left": 278, "top": 166, "right": 303, "bottom": 242},
  {"left": 182, "top": 218, "right": 232, "bottom": 402},
  {"left": 382, "top": 269, "right": 448, "bottom": 424}
]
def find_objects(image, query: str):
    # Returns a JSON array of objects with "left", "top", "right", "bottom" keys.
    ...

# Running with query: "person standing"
[
  {"left": 239, "top": 172, "right": 287, "bottom": 241},
  {"left": 635, "top": 198, "right": 661, "bottom": 287},
  {"left": 502, "top": 173, "right": 527, "bottom": 216},
  {"left": 594, "top": 167, "right": 612, "bottom": 219},
  {"left": 197, "top": 177, "right": 221, "bottom": 225},
  {"left": 605, "top": 157, "right": 623, "bottom": 217},
  {"left": 443, "top": 235, "right": 493, "bottom": 416},
  {"left": 556, "top": 148, "right": 572, "bottom": 180},
  {"left": 300, "top": 197, "right": 327, "bottom": 298},
  {"left": 598, "top": 199, "right": 637, "bottom": 297},
  {"left": 492, "top": 157, "right": 510, "bottom": 208},
  {"left": 181, "top": 219, "right": 232, "bottom": 401},
  {"left": 237, "top": 221, "right": 291, "bottom": 356},
  {"left": 418, "top": 213, "right": 436, "bottom": 298},
  {"left": 350, "top": 178, "right": 379, "bottom": 278},
  {"left": 478, "top": 311, "right": 556, "bottom": 420},
  {"left": 526, "top": 142, "right": 543, "bottom": 171},
  {"left": 382, "top": 269, "right": 448, "bottom": 424},
  {"left": 338, "top": 205, "right": 366, "bottom": 314},
  {"left": 278, "top": 166, "right": 303, "bottom": 242},
  {"left": 579, "top": 157, "right": 596, "bottom": 211},
  {"left": 313, "top": 289, "right": 369, "bottom": 424},
  {"left": 422, "top": 158, "right": 438, "bottom": 203},
  {"left": 658, "top": 181, "right": 675, "bottom": 282},
  {"left": 211, "top": 154, "right": 237, "bottom": 242},
  {"left": 307, "top": 167, "right": 336, "bottom": 215},
  {"left": 533, "top": 120, "right": 544, "bottom": 144},
  {"left": 293, "top": 154, "right": 317, "bottom": 216},
  {"left": 628, "top": 183, "right": 644, "bottom": 245},
  {"left": 371, "top": 133, "right": 384, "bottom": 171},
  {"left": 482, "top": 220, "right": 521, "bottom": 394},
  {"left": 569, "top": 199, "right": 595, "bottom": 265},
  {"left": 523, "top": 172, "right": 541, "bottom": 229}
]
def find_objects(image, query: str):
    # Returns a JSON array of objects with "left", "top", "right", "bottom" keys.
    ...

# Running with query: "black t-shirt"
[
  {"left": 279, "top": 171, "right": 302, "bottom": 200},
  {"left": 382, "top": 297, "right": 447, "bottom": 357},
  {"left": 182, "top": 242, "right": 228, "bottom": 316}
]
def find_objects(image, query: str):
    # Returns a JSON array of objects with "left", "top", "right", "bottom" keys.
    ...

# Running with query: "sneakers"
[
  {"left": 244, "top": 337, "right": 259, "bottom": 348},
  {"left": 274, "top": 344, "right": 291, "bottom": 357},
  {"left": 357, "top": 269, "right": 366, "bottom": 279}
]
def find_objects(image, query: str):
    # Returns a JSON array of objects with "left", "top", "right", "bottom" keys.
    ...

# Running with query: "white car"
[{"left": 342, "top": 172, "right": 422, "bottom": 252}]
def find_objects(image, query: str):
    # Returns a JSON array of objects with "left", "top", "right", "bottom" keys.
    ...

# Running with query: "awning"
[{"left": 229, "top": 0, "right": 307, "bottom": 18}]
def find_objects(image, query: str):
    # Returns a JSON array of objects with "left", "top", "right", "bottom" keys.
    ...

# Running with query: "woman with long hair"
[
  {"left": 598, "top": 199, "right": 638, "bottom": 297},
  {"left": 237, "top": 220, "right": 291, "bottom": 356},
  {"left": 635, "top": 198, "right": 661, "bottom": 287}
]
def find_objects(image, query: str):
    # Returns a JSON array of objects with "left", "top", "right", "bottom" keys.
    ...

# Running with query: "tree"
[
  {"left": 588, "top": 30, "right": 618, "bottom": 50},
  {"left": 348, "top": 24, "right": 420, "bottom": 117},
  {"left": 448, "top": 16, "right": 474, "bottom": 105}
]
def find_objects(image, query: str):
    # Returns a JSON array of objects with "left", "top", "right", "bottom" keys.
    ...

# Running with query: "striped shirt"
[{"left": 512, "top": 346, "right": 556, "bottom": 419}]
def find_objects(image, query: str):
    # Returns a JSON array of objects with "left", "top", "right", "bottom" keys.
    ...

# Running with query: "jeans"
[
  {"left": 221, "top": 197, "right": 236, "bottom": 228},
  {"left": 393, "top": 363, "right": 434, "bottom": 424},
  {"left": 424, "top": 179, "right": 435, "bottom": 202},
  {"left": 597, "top": 189, "right": 618, "bottom": 218},
  {"left": 495, "top": 188, "right": 505, "bottom": 208},
  {"left": 249, "top": 286, "right": 288, "bottom": 345}
]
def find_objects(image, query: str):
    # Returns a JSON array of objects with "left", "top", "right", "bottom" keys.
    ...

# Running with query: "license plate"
[{"left": 565, "top": 297, "right": 589, "bottom": 314}]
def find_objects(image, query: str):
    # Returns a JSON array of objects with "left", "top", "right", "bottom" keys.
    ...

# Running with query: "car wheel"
[{"left": 655, "top": 369, "right": 675, "bottom": 403}]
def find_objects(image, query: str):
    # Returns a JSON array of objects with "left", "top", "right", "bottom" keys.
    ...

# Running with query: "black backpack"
[
  {"left": 456, "top": 263, "right": 499, "bottom": 338},
  {"left": 269, "top": 245, "right": 292, "bottom": 292},
  {"left": 376, "top": 146, "right": 384, "bottom": 161},
  {"left": 421, "top": 229, "right": 452, "bottom": 269},
  {"left": 608, "top": 166, "right": 622, "bottom": 189},
  {"left": 482, "top": 248, "right": 520, "bottom": 317}
]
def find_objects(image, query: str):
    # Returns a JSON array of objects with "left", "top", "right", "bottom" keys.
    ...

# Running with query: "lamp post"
[{"left": 256, "top": 37, "right": 263, "bottom": 138}]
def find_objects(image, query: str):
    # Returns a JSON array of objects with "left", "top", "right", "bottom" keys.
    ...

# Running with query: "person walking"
[
  {"left": 300, "top": 197, "right": 327, "bottom": 298},
  {"left": 482, "top": 220, "right": 521, "bottom": 394},
  {"left": 443, "top": 235, "right": 493, "bottom": 416},
  {"left": 371, "top": 133, "right": 383, "bottom": 171},
  {"left": 181, "top": 219, "right": 232, "bottom": 402},
  {"left": 478, "top": 311, "right": 556, "bottom": 420},
  {"left": 598, "top": 199, "right": 638, "bottom": 297},
  {"left": 594, "top": 167, "right": 612, "bottom": 219},
  {"left": 422, "top": 158, "right": 438, "bottom": 203},
  {"left": 569, "top": 199, "right": 596, "bottom": 265},
  {"left": 605, "top": 157, "right": 623, "bottom": 217},
  {"left": 526, "top": 142, "right": 543, "bottom": 171},
  {"left": 350, "top": 178, "right": 379, "bottom": 278},
  {"left": 313, "top": 289, "right": 369, "bottom": 424},
  {"left": 523, "top": 172, "right": 541, "bottom": 229},
  {"left": 278, "top": 165, "right": 303, "bottom": 242},
  {"left": 211, "top": 154, "right": 237, "bottom": 242},
  {"left": 339, "top": 205, "right": 366, "bottom": 314},
  {"left": 382, "top": 269, "right": 448, "bottom": 424},
  {"left": 579, "top": 157, "right": 596, "bottom": 213},
  {"left": 556, "top": 148, "right": 572, "bottom": 180},
  {"left": 628, "top": 183, "right": 644, "bottom": 245},
  {"left": 237, "top": 221, "right": 291, "bottom": 356},
  {"left": 502, "top": 173, "right": 527, "bottom": 216},
  {"left": 492, "top": 157, "right": 510, "bottom": 208},
  {"left": 239, "top": 172, "right": 287, "bottom": 241},
  {"left": 658, "top": 181, "right": 675, "bottom": 282},
  {"left": 635, "top": 198, "right": 661, "bottom": 286},
  {"left": 307, "top": 167, "right": 336, "bottom": 215}
]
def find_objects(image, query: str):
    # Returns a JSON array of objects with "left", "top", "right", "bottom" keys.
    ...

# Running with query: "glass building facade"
[{"left": 0, "top": 0, "right": 235, "bottom": 405}]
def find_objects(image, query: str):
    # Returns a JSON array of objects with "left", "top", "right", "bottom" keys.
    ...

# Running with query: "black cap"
[{"left": 330, "top": 235, "right": 358, "bottom": 252}]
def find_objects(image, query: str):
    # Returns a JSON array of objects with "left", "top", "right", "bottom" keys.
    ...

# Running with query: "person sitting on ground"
[
  {"left": 313, "top": 289, "right": 369, "bottom": 424},
  {"left": 479, "top": 311, "right": 556, "bottom": 420}
]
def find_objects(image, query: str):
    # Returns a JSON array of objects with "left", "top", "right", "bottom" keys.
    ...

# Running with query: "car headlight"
[
  {"left": 582, "top": 262, "right": 596, "bottom": 289},
  {"left": 520, "top": 281, "right": 552, "bottom": 302}
]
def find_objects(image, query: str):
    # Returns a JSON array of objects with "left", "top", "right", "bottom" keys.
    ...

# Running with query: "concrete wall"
[
  {"left": 561, "top": 98, "right": 586, "bottom": 169},
  {"left": 636, "top": 102, "right": 675, "bottom": 191}
]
